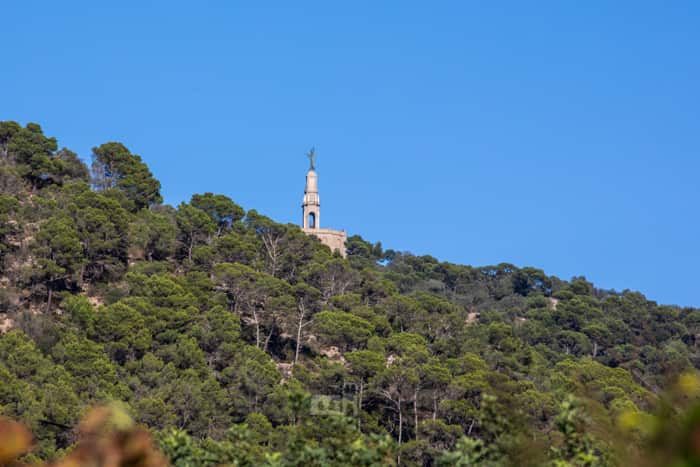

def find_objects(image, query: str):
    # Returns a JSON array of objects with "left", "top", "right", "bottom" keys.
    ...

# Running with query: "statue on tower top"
[{"left": 307, "top": 147, "right": 316, "bottom": 171}]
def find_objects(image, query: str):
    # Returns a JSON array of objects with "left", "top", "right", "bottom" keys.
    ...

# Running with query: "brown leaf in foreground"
[
  {"left": 0, "top": 416, "right": 33, "bottom": 465},
  {"left": 52, "top": 405, "right": 167, "bottom": 467},
  {"left": 0, "top": 406, "right": 167, "bottom": 467}
]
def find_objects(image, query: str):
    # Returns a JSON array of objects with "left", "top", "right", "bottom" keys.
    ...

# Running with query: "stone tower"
[
  {"left": 301, "top": 150, "right": 347, "bottom": 257},
  {"left": 302, "top": 162, "right": 320, "bottom": 229}
]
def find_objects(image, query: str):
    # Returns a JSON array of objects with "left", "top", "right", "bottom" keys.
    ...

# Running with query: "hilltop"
[{"left": 1, "top": 121, "right": 699, "bottom": 466}]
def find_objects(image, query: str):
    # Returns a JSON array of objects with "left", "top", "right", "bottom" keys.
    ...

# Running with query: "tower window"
[{"left": 308, "top": 212, "right": 316, "bottom": 229}]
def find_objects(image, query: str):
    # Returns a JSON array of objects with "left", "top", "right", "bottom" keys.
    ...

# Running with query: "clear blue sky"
[{"left": 3, "top": 2, "right": 699, "bottom": 306}]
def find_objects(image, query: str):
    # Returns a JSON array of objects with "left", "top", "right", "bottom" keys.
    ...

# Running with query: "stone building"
[{"left": 301, "top": 151, "right": 347, "bottom": 257}]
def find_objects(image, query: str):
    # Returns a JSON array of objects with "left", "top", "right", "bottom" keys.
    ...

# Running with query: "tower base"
[{"left": 303, "top": 228, "right": 347, "bottom": 257}]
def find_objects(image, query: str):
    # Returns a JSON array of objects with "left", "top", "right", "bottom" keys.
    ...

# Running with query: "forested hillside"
[{"left": 2, "top": 121, "right": 700, "bottom": 466}]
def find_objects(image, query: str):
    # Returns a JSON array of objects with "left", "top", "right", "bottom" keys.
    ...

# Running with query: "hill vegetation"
[{"left": 1, "top": 121, "right": 700, "bottom": 466}]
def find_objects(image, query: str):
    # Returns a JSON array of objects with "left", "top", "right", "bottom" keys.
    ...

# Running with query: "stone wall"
[{"left": 302, "top": 228, "right": 347, "bottom": 257}]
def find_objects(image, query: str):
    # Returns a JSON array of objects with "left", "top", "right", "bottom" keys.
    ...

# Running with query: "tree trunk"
[
  {"left": 188, "top": 236, "right": 194, "bottom": 261},
  {"left": 295, "top": 310, "right": 304, "bottom": 365},
  {"left": 397, "top": 400, "right": 403, "bottom": 444},
  {"left": 413, "top": 390, "right": 419, "bottom": 439},
  {"left": 592, "top": 341, "right": 598, "bottom": 358},
  {"left": 263, "top": 234, "right": 279, "bottom": 277},
  {"left": 397, "top": 400, "right": 403, "bottom": 465},
  {"left": 46, "top": 286, "right": 53, "bottom": 312},
  {"left": 433, "top": 395, "right": 438, "bottom": 421},
  {"left": 264, "top": 325, "right": 275, "bottom": 353},
  {"left": 253, "top": 310, "right": 261, "bottom": 348},
  {"left": 358, "top": 380, "right": 364, "bottom": 430}
]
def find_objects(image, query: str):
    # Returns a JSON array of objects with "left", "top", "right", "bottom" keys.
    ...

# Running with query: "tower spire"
[
  {"left": 299, "top": 148, "right": 347, "bottom": 257},
  {"left": 302, "top": 150, "right": 320, "bottom": 229}
]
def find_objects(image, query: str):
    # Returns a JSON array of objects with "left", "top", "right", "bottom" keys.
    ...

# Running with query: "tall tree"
[
  {"left": 286, "top": 283, "right": 321, "bottom": 365},
  {"left": 65, "top": 184, "right": 130, "bottom": 283},
  {"left": 0, "top": 121, "right": 21, "bottom": 158},
  {"left": 213, "top": 262, "right": 290, "bottom": 349},
  {"left": 303, "top": 258, "right": 357, "bottom": 303},
  {"left": 374, "top": 363, "right": 421, "bottom": 462},
  {"left": 29, "top": 216, "right": 85, "bottom": 310},
  {"left": 245, "top": 210, "right": 287, "bottom": 277},
  {"left": 91, "top": 142, "right": 162, "bottom": 211},
  {"left": 346, "top": 349, "right": 384, "bottom": 427},
  {"left": 175, "top": 203, "right": 216, "bottom": 261},
  {"left": 190, "top": 192, "right": 245, "bottom": 237},
  {"left": 314, "top": 310, "right": 375, "bottom": 352},
  {"left": 55, "top": 148, "right": 89, "bottom": 184},
  {"left": 4, "top": 122, "right": 60, "bottom": 190},
  {"left": 0, "top": 195, "right": 19, "bottom": 272},
  {"left": 129, "top": 209, "right": 177, "bottom": 261}
]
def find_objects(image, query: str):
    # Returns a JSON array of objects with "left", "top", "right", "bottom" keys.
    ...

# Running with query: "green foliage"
[
  {"left": 27, "top": 215, "right": 85, "bottom": 309},
  {"left": 191, "top": 192, "right": 245, "bottom": 236},
  {"left": 549, "top": 396, "right": 603, "bottom": 466},
  {"left": 1, "top": 121, "right": 699, "bottom": 465},
  {"left": 65, "top": 182, "right": 131, "bottom": 282},
  {"left": 0, "top": 122, "right": 85, "bottom": 190},
  {"left": 437, "top": 437, "right": 491, "bottom": 466},
  {"left": 91, "top": 142, "right": 162, "bottom": 211},
  {"left": 0, "top": 194, "right": 19, "bottom": 268},
  {"left": 129, "top": 208, "right": 177, "bottom": 261},
  {"left": 176, "top": 202, "right": 216, "bottom": 261},
  {"left": 314, "top": 310, "right": 375, "bottom": 351}
]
